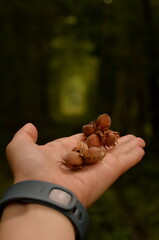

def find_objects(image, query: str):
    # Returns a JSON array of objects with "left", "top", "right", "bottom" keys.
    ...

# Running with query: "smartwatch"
[{"left": 0, "top": 180, "right": 89, "bottom": 240}]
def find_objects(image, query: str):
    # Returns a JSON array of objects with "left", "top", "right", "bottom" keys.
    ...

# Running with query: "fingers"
[
  {"left": 58, "top": 134, "right": 145, "bottom": 154},
  {"left": 117, "top": 134, "right": 145, "bottom": 147},
  {"left": 98, "top": 134, "right": 145, "bottom": 177},
  {"left": 121, "top": 146, "right": 145, "bottom": 168},
  {"left": 112, "top": 147, "right": 145, "bottom": 177},
  {"left": 109, "top": 135, "right": 145, "bottom": 155},
  {"left": 104, "top": 135, "right": 145, "bottom": 176}
]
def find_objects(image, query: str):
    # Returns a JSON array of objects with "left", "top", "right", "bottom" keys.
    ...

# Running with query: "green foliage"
[
  {"left": 49, "top": 36, "right": 99, "bottom": 121},
  {"left": 0, "top": 0, "right": 159, "bottom": 239}
]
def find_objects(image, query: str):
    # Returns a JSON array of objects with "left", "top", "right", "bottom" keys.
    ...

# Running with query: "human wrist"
[
  {"left": 0, "top": 180, "right": 89, "bottom": 240},
  {"left": 0, "top": 203, "right": 75, "bottom": 240}
]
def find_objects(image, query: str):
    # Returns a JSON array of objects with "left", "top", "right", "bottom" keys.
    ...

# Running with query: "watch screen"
[{"left": 49, "top": 188, "right": 72, "bottom": 207}]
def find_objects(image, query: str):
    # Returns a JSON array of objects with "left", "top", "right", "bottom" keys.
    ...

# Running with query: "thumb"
[
  {"left": 10, "top": 123, "right": 38, "bottom": 145},
  {"left": 6, "top": 123, "right": 38, "bottom": 162},
  {"left": 5, "top": 123, "right": 38, "bottom": 180}
]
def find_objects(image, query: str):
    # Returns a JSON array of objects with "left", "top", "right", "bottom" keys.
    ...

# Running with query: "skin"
[
  {"left": 0, "top": 123, "right": 146, "bottom": 240},
  {"left": 5, "top": 123, "right": 145, "bottom": 207}
]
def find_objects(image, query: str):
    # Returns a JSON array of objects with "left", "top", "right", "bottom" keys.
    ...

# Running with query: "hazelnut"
[
  {"left": 103, "top": 132, "right": 117, "bottom": 147},
  {"left": 96, "top": 113, "right": 111, "bottom": 130},
  {"left": 83, "top": 147, "right": 105, "bottom": 165},
  {"left": 87, "top": 147, "right": 102, "bottom": 163},
  {"left": 64, "top": 151, "right": 83, "bottom": 166},
  {"left": 82, "top": 123, "right": 96, "bottom": 137},
  {"left": 86, "top": 134, "right": 101, "bottom": 148},
  {"left": 61, "top": 113, "right": 120, "bottom": 169}
]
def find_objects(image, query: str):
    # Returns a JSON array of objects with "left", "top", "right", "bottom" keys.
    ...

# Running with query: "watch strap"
[{"left": 0, "top": 180, "right": 89, "bottom": 240}]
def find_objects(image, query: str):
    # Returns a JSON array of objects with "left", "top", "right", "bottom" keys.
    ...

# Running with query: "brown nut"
[
  {"left": 96, "top": 113, "right": 111, "bottom": 130},
  {"left": 61, "top": 112, "right": 120, "bottom": 170},
  {"left": 63, "top": 151, "right": 83, "bottom": 168},
  {"left": 103, "top": 131, "right": 117, "bottom": 147},
  {"left": 86, "top": 147, "right": 102, "bottom": 164},
  {"left": 82, "top": 123, "right": 96, "bottom": 137},
  {"left": 86, "top": 134, "right": 101, "bottom": 148},
  {"left": 83, "top": 147, "right": 106, "bottom": 165}
]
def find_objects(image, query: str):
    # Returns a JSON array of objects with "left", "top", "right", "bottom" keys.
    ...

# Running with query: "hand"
[{"left": 6, "top": 123, "right": 145, "bottom": 207}]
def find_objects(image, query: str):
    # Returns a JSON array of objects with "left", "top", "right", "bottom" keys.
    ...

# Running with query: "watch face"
[{"left": 49, "top": 188, "right": 72, "bottom": 207}]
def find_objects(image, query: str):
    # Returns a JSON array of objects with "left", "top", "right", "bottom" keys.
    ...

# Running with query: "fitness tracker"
[{"left": 0, "top": 180, "right": 89, "bottom": 240}]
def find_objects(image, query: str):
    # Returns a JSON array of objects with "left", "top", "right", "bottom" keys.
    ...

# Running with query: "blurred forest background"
[{"left": 0, "top": 0, "right": 159, "bottom": 239}]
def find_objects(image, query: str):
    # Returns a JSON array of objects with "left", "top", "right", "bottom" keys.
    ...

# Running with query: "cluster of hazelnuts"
[{"left": 61, "top": 113, "right": 120, "bottom": 169}]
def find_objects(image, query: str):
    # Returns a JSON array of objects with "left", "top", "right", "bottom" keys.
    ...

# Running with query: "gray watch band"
[{"left": 0, "top": 180, "right": 89, "bottom": 240}]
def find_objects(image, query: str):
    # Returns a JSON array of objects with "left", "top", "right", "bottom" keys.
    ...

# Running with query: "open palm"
[{"left": 6, "top": 123, "right": 145, "bottom": 207}]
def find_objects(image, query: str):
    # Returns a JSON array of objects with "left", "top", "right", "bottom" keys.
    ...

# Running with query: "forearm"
[{"left": 0, "top": 203, "right": 75, "bottom": 240}]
